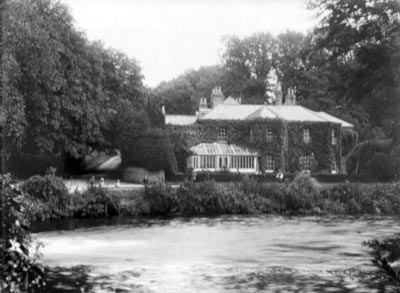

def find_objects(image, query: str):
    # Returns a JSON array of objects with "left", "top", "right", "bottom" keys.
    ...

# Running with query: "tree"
[
  {"left": 221, "top": 33, "right": 277, "bottom": 103},
  {"left": 273, "top": 31, "right": 306, "bottom": 102},
  {"left": 308, "top": 0, "right": 400, "bottom": 136},
  {"left": 0, "top": 0, "right": 150, "bottom": 176},
  {"left": 153, "top": 65, "right": 225, "bottom": 114}
]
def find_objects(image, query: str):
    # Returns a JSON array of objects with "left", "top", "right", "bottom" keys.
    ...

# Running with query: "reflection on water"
[{"left": 34, "top": 216, "right": 400, "bottom": 292}]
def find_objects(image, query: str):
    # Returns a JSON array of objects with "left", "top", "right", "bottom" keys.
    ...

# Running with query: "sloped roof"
[
  {"left": 267, "top": 106, "right": 328, "bottom": 122},
  {"left": 315, "top": 112, "right": 354, "bottom": 129},
  {"left": 245, "top": 106, "right": 277, "bottom": 120},
  {"left": 200, "top": 105, "right": 263, "bottom": 120},
  {"left": 199, "top": 104, "right": 353, "bottom": 127},
  {"left": 222, "top": 96, "right": 240, "bottom": 105},
  {"left": 191, "top": 142, "right": 258, "bottom": 156},
  {"left": 165, "top": 115, "right": 197, "bottom": 125}
]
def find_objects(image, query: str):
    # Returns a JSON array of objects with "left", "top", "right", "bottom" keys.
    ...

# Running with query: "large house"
[{"left": 165, "top": 87, "right": 353, "bottom": 175}]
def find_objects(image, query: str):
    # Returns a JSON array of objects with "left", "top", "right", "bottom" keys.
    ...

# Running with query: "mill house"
[{"left": 165, "top": 87, "right": 353, "bottom": 175}]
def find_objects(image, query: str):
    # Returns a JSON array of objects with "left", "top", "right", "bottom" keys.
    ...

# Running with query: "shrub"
[
  {"left": 369, "top": 152, "right": 395, "bottom": 181},
  {"left": 23, "top": 174, "right": 70, "bottom": 217},
  {"left": 285, "top": 172, "right": 322, "bottom": 211},
  {"left": 1, "top": 174, "right": 45, "bottom": 291},
  {"left": 144, "top": 183, "right": 175, "bottom": 215},
  {"left": 75, "top": 187, "right": 121, "bottom": 218}
]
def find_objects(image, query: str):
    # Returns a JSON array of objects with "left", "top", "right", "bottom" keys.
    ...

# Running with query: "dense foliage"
[
  {"left": 27, "top": 174, "right": 400, "bottom": 222},
  {"left": 168, "top": 119, "right": 339, "bottom": 174},
  {"left": 0, "top": 0, "right": 176, "bottom": 175},
  {"left": 154, "top": 0, "right": 400, "bottom": 178},
  {"left": 364, "top": 237, "right": 400, "bottom": 288},
  {"left": 0, "top": 175, "right": 44, "bottom": 292},
  {"left": 153, "top": 65, "right": 226, "bottom": 115}
]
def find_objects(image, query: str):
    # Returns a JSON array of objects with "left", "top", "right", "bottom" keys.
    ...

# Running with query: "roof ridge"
[
  {"left": 244, "top": 105, "right": 265, "bottom": 120},
  {"left": 265, "top": 105, "right": 285, "bottom": 120},
  {"left": 297, "top": 106, "right": 333, "bottom": 123}
]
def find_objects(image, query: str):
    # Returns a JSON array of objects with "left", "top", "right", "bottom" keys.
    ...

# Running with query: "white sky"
[{"left": 61, "top": 0, "right": 315, "bottom": 87}]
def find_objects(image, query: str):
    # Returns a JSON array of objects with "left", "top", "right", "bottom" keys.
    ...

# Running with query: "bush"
[
  {"left": 23, "top": 174, "right": 70, "bottom": 218},
  {"left": 144, "top": 183, "right": 175, "bottom": 215},
  {"left": 23, "top": 174, "right": 68, "bottom": 201},
  {"left": 1, "top": 175, "right": 45, "bottom": 291},
  {"left": 74, "top": 187, "right": 121, "bottom": 218},
  {"left": 285, "top": 172, "right": 322, "bottom": 210},
  {"left": 369, "top": 152, "right": 395, "bottom": 180}
]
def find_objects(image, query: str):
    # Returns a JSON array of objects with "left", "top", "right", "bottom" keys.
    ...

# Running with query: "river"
[{"left": 32, "top": 215, "right": 400, "bottom": 292}]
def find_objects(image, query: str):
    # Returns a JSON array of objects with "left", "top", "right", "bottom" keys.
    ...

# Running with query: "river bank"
[{"left": 25, "top": 173, "right": 400, "bottom": 222}]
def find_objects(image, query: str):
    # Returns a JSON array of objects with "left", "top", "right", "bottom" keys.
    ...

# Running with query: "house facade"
[{"left": 165, "top": 87, "right": 353, "bottom": 175}]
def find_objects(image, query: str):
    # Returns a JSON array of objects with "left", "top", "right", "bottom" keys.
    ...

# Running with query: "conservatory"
[{"left": 188, "top": 142, "right": 259, "bottom": 174}]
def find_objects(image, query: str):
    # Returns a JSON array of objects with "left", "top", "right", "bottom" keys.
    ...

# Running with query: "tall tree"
[
  {"left": 221, "top": 33, "right": 277, "bottom": 103},
  {"left": 153, "top": 65, "right": 225, "bottom": 115},
  {"left": 2, "top": 0, "right": 149, "bottom": 175},
  {"left": 273, "top": 31, "right": 306, "bottom": 102},
  {"left": 309, "top": 0, "right": 400, "bottom": 137}
]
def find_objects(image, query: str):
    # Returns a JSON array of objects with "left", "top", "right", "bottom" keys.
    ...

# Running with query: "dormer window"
[
  {"left": 303, "top": 128, "right": 310, "bottom": 144},
  {"left": 218, "top": 128, "right": 227, "bottom": 140},
  {"left": 331, "top": 130, "right": 337, "bottom": 145}
]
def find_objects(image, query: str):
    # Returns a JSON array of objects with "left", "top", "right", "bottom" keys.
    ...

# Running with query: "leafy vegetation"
[
  {"left": 0, "top": 0, "right": 175, "bottom": 176},
  {"left": 26, "top": 173, "right": 400, "bottom": 222},
  {"left": 0, "top": 175, "right": 45, "bottom": 292},
  {"left": 0, "top": 0, "right": 398, "bottom": 179},
  {"left": 155, "top": 0, "right": 400, "bottom": 179},
  {"left": 168, "top": 119, "right": 339, "bottom": 174}
]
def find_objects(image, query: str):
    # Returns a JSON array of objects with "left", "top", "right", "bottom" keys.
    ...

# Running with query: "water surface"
[{"left": 33, "top": 216, "right": 400, "bottom": 292}]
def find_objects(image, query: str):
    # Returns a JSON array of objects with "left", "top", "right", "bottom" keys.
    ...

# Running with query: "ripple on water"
[{"left": 35, "top": 215, "right": 400, "bottom": 292}]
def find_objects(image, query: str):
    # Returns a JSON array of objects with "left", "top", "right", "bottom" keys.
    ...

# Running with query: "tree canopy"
[
  {"left": 2, "top": 0, "right": 399, "bottom": 178},
  {"left": 0, "top": 0, "right": 175, "bottom": 175}
]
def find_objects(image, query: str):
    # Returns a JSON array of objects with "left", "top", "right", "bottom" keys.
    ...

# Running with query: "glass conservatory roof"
[{"left": 190, "top": 143, "right": 258, "bottom": 156}]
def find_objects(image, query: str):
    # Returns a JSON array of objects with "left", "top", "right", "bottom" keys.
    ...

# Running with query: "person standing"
[{"left": 276, "top": 169, "right": 284, "bottom": 183}]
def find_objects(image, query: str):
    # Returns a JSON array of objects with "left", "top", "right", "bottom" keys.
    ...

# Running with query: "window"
[
  {"left": 218, "top": 128, "right": 227, "bottom": 140},
  {"left": 303, "top": 128, "right": 310, "bottom": 143},
  {"left": 301, "top": 155, "right": 311, "bottom": 171},
  {"left": 219, "top": 156, "right": 229, "bottom": 169},
  {"left": 265, "top": 155, "right": 274, "bottom": 172},
  {"left": 231, "top": 156, "right": 255, "bottom": 169},
  {"left": 331, "top": 130, "right": 337, "bottom": 145},
  {"left": 331, "top": 158, "right": 338, "bottom": 174},
  {"left": 192, "top": 156, "right": 199, "bottom": 169},
  {"left": 200, "top": 156, "right": 216, "bottom": 169},
  {"left": 266, "top": 128, "right": 273, "bottom": 142},
  {"left": 250, "top": 129, "right": 254, "bottom": 142}
]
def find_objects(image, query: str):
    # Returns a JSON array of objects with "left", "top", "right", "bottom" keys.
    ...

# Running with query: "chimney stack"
[
  {"left": 199, "top": 97, "right": 208, "bottom": 109},
  {"left": 284, "top": 88, "right": 296, "bottom": 106},
  {"left": 211, "top": 86, "right": 225, "bottom": 108}
]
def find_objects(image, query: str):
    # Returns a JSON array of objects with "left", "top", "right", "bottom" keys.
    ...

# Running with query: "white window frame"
[
  {"left": 302, "top": 155, "right": 311, "bottom": 171},
  {"left": 303, "top": 129, "right": 310, "bottom": 144},
  {"left": 192, "top": 156, "right": 199, "bottom": 169},
  {"left": 218, "top": 128, "right": 227, "bottom": 140},
  {"left": 265, "top": 155, "right": 274, "bottom": 173}
]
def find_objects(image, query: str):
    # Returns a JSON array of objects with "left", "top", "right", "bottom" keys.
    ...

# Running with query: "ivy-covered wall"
[
  {"left": 167, "top": 119, "right": 341, "bottom": 174},
  {"left": 286, "top": 122, "right": 341, "bottom": 173}
]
